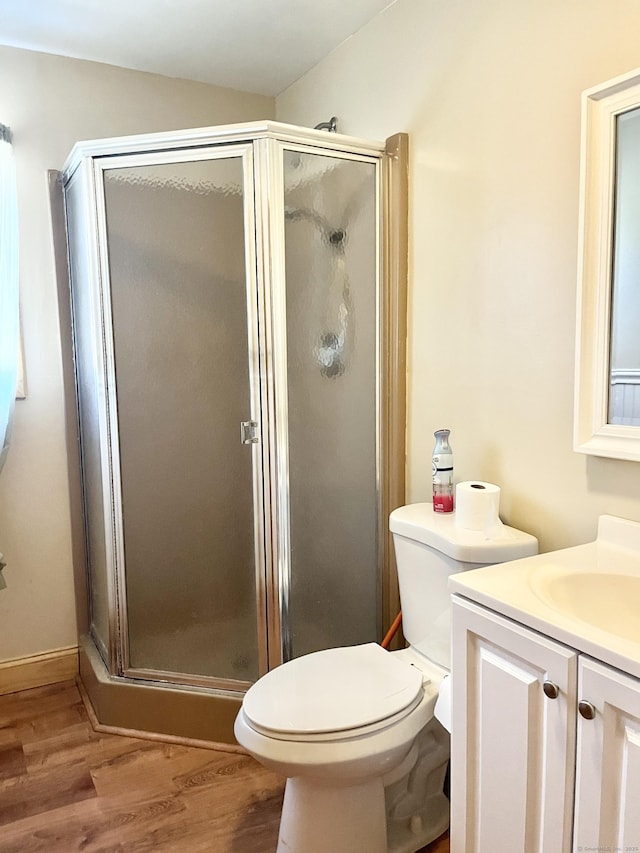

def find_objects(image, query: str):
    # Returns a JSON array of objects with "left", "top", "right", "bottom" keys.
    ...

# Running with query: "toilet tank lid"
[
  {"left": 390, "top": 503, "right": 538, "bottom": 563},
  {"left": 242, "top": 643, "right": 423, "bottom": 736}
]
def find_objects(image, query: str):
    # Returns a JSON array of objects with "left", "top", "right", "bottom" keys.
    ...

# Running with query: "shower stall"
[{"left": 59, "top": 121, "right": 407, "bottom": 743}]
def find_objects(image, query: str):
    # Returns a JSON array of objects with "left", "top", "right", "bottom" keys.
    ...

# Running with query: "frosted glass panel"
[
  {"left": 65, "top": 175, "right": 111, "bottom": 660},
  {"left": 283, "top": 151, "right": 379, "bottom": 658},
  {"left": 103, "top": 156, "right": 258, "bottom": 682}
]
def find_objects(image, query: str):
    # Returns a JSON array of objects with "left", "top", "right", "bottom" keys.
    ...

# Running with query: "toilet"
[{"left": 234, "top": 503, "right": 538, "bottom": 853}]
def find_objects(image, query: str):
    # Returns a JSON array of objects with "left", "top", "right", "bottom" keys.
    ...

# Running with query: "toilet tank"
[{"left": 390, "top": 503, "right": 538, "bottom": 669}]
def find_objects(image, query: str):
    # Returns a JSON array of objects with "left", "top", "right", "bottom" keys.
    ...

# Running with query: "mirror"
[
  {"left": 608, "top": 106, "right": 640, "bottom": 426},
  {"left": 575, "top": 67, "right": 640, "bottom": 460}
]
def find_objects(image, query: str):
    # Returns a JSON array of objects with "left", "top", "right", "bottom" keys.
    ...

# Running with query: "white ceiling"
[{"left": 0, "top": 0, "right": 393, "bottom": 97}]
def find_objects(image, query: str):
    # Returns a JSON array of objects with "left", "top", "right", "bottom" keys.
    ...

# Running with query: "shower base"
[{"left": 79, "top": 635, "right": 243, "bottom": 746}]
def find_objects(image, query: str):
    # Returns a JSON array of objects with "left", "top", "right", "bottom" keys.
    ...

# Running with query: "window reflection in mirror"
[{"left": 609, "top": 106, "right": 640, "bottom": 426}]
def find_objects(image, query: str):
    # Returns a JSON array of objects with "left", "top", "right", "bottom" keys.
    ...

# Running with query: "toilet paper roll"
[{"left": 455, "top": 481, "right": 503, "bottom": 536}]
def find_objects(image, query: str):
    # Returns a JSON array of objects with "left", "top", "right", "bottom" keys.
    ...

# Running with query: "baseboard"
[{"left": 0, "top": 646, "right": 79, "bottom": 696}]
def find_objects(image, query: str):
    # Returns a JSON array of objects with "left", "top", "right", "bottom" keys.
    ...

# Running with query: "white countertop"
[{"left": 449, "top": 515, "right": 640, "bottom": 680}]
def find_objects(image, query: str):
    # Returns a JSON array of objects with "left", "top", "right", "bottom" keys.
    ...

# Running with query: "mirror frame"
[{"left": 575, "top": 67, "right": 640, "bottom": 461}]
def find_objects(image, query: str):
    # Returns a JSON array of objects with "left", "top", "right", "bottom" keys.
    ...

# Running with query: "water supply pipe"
[{"left": 381, "top": 612, "right": 402, "bottom": 649}]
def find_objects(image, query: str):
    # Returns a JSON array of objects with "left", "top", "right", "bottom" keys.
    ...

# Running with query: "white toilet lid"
[{"left": 243, "top": 643, "right": 423, "bottom": 737}]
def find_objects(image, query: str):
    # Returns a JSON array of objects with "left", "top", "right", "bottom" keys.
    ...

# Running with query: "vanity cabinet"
[
  {"left": 573, "top": 657, "right": 640, "bottom": 852},
  {"left": 450, "top": 596, "right": 640, "bottom": 853},
  {"left": 450, "top": 597, "right": 577, "bottom": 852}
]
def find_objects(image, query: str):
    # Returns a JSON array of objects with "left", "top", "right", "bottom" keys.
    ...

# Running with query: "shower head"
[
  {"left": 284, "top": 206, "right": 347, "bottom": 249},
  {"left": 314, "top": 117, "right": 338, "bottom": 133}
]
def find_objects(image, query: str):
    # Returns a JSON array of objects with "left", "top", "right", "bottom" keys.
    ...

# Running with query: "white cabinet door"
[
  {"left": 450, "top": 597, "right": 578, "bottom": 853},
  {"left": 574, "top": 656, "right": 640, "bottom": 853}
]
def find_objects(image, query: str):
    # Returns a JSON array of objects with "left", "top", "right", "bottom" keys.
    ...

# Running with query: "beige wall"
[
  {"left": 0, "top": 45, "right": 274, "bottom": 663},
  {"left": 277, "top": 0, "right": 640, "bottom": 553},
  {"left": 5, "top": 1, "right": 640, "bottom": 664}
]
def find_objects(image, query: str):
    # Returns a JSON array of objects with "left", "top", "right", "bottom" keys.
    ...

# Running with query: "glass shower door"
[
  {"left": 98, "top": 147, "right": 264, "bottom": 686},
  {"left": 280, "top": 148, "right": 380, "bottom": 659},
  {"left": 65, "top": 169, "right": 114, "bottom": 666}
]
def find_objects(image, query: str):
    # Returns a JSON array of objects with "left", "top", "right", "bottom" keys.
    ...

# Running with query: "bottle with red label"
[{"left": 432, "top": 428, "right": 454, "bottom": 513}]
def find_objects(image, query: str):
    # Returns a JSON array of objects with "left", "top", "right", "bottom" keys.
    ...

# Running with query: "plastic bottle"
[{"left": 432, "top": 429, "right": 454, "bottom": 513}]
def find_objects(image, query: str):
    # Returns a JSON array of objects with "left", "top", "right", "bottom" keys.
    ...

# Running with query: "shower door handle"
[{"left": 240, "top": 421, "right": 259, "bottom": 444}]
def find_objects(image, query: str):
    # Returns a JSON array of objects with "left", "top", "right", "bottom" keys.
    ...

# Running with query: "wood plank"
[
  {"left": 88, "top": 741, "right": 234, "bottom": 799},
  {"left": 22, "top": 723, "right": 144, "bottom": 774},
  {"left": 17, "top": 702, "right": 87, "bottom": 745},
  {"left": 0, "top": 681, "right": 81, "bottom": 726},
  {"left": 0, "top": 762, "right": 96, "bottom": 827},
  {"left": 0, "top": 745, "right": 27, "bottom": 781},
  {"left": 0, "top": 724, "right": 19, "bottom": 749}
]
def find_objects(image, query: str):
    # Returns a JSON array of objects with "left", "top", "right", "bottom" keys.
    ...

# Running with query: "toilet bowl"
[
  {"left": 234, "top": 643, "right": 449, "bottom": 853},
  {"left": 234, "top": 503, "right": 538, "bottom": 853}
]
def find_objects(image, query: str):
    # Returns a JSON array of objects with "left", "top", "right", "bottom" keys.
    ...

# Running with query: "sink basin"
[{"left": 534, "top": 571, "right": 640, "bottom": 643}]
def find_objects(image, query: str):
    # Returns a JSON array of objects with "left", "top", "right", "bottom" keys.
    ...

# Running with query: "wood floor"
[{"left": 0, "top": 681, "right": 449, "bottom": 852}]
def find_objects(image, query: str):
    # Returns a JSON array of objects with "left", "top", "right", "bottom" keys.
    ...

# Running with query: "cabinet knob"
[
  {"left": 578, "top": 700, "right": 596, "bottom": 720},
  {"left": 543, "top": 680, "right": 559, "bottom": 699}
]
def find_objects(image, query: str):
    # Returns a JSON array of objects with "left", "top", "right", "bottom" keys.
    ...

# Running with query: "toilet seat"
[{"left": 243, "top": 643, "right": 425, "bottom": 742}]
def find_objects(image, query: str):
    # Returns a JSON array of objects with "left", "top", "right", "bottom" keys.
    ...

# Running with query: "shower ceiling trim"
[{"left": 63, "top": 120, "right": 385, "bottom": 182}]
